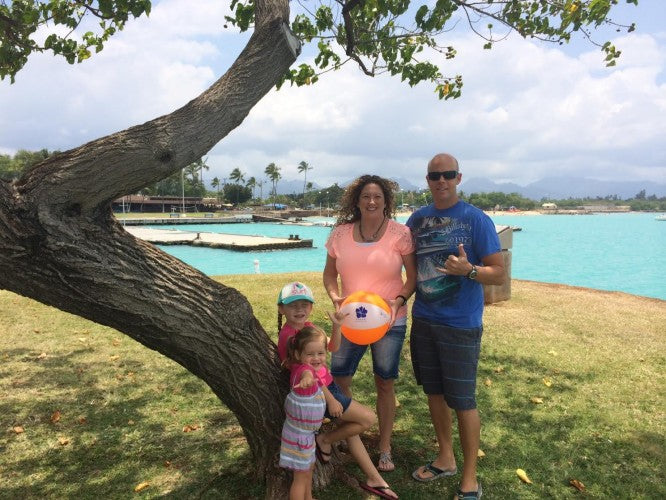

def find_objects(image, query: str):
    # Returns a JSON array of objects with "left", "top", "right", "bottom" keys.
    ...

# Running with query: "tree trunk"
[{"left": 0, "top": 0, "right": 306, "bottom": 496}]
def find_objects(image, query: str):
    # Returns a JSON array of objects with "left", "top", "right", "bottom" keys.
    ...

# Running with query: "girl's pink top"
[
  {"left": 278, "top": 323, "right": 333, "bottom": 386},
  {"left": 325, "top": 219, "right": 414, "bottom": 319}
]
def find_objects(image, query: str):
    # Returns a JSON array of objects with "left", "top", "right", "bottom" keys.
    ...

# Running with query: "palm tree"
[
  {"left": 246, "top": 176, "right": 256, "bottom": 200},
  {"left": 229, "top": 167, "right": 245, "bottom": 185},
  {"left": 199, "top": 156, "right": 209, "bottom": 186},
  {"left": 297, "top": 160, "right": 312, "bottom": 202},
  {"left": 229, "top": 167, "right": 245, "bottom": 204},
  {"left": 256, "top": 180, "right": 264, "bottom": 202},
  {"left": 305, "top": 181, "right": 313, "bottom": 207},
  {"left": 211, "top": 177, "right": 220, "bottom": 202},
  {"left": 264, "top": 163, "right": 281, "bottom": 209}
]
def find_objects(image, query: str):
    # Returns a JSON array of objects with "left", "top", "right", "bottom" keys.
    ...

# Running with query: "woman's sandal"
[{"left": 377, "top": 451, "right": 396, "bottom": 472}]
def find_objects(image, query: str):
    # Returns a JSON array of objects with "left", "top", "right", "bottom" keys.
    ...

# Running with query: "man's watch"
[{"left": 467, "top": 265, "right": 478, "bottom": 280}]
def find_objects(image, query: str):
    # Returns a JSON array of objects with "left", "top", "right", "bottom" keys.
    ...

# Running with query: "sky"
[{"left": 1, "top": 0, "right": 665, "bottom": 193}]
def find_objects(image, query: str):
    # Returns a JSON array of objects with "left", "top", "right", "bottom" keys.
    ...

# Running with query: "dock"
[
  {"left": 125, "top": 227, "right": 313, "bottom": 251},
  {"left": 120, "top": 215, "right": 252, "bottom": 226}
]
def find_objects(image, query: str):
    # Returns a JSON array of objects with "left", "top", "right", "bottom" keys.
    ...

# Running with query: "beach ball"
[{"left": 340, "top": 291, "right": 391, "bottom": 345}]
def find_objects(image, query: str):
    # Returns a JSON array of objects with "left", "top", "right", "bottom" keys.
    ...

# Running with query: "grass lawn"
[{"left": 1, "top": 274, "right": 664, "bottom": 499}]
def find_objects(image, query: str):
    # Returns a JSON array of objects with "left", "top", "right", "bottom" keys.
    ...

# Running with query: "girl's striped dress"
[{"left": 279, "top": 364, "right": 326, "bottom": 471}]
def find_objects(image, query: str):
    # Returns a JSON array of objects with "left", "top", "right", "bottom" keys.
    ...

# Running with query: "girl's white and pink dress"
[{"left": 278, "top": 363, "right": 326, "bottom": 471}]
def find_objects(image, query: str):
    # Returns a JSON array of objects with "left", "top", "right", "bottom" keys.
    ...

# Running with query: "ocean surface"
[{"left": 150, "top": 213, "right": 666, "bottom": 300}]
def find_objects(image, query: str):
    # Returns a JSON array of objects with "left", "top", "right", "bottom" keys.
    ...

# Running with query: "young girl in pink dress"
[{"left": 279, "top": 326, "right": 328, "bottom": 500}]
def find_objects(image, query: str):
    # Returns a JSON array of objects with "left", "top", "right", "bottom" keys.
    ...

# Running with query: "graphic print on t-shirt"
[{"left": 411, "top": 215, "right": 472, "bottom": 304}]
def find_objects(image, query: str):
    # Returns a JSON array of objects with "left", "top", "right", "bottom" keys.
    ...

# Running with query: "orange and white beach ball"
[{"left": 340, "top": 291, "right": 391, "bottom": 345}]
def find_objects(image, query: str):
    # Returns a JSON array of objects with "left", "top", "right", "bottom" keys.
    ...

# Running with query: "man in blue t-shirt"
[{"left": 406, "top": 153, "right": 505, "bottom": 500}]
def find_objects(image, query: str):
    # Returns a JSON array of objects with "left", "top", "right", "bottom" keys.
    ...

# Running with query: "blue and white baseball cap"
[{"left": 277, "top": 282, "right": 315, "bottom": 305}]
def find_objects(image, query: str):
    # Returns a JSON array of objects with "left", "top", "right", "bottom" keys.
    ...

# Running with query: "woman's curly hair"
[{"left": 335, "top": 175, "right": 398, "bottom": 226}]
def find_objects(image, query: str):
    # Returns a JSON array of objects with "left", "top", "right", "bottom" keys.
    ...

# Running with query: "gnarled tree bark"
[{"left": 0, "top": 0, "right": 306, "bottom": 496}]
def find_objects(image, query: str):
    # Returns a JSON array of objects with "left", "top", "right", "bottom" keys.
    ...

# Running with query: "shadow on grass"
[{"left": 1, "top": 347, "right": 256, "bottom": 499}]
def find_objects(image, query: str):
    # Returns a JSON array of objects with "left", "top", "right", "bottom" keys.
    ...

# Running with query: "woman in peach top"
[{"left": 323, "top": 174, "right": 416, "bottom": 473}]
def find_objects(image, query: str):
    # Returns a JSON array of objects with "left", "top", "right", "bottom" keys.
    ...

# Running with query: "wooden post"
[{"left": 483, "top": 226, "right": 513, "bottom": 304}]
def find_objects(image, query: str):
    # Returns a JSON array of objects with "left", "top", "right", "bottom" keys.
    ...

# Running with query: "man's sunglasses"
[{"left": 427, "top": 170, "right": 459, "bottom": 181}]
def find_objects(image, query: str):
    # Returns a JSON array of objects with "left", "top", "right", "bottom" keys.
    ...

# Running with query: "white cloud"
[{"left": 1, "top": 0, "right": 664, "bottom": 191}]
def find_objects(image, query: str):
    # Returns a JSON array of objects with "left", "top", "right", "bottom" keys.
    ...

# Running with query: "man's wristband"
[{"left": 396, "top": 294, "right": 408, "bottom": 305}]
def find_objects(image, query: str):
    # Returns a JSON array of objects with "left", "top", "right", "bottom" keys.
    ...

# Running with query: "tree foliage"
[
  {"left": 3, "top": 1, "right": 637, "bottom": 98},
  {"left": 227, "top": 0, "right": 637, "bottom": 98},
  {"left": 465, "top": 190, "right": 536, "bottom": 210},
  {"left": 0, "top": 0, "right": 152, "bottom": 82},
  {"left": 223, "top": 182, "right": 252, "bottom": 204},
  {"left": 0, "top": 148, "right": 55, "bottom": 180}
]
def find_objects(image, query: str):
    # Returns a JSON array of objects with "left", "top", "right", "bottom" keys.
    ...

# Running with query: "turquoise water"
[{"left": 151, "top": 213, "right": 666, "bottom": 300}]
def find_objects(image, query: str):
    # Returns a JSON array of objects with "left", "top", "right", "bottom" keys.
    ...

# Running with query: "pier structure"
[{"left": 125, "top": 227, "right": 313, "bottom": 251}]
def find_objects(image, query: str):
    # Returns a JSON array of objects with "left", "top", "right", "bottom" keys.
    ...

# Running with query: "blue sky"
[{"left": 1, "top": 0, "right": 664, "bottom": 191}]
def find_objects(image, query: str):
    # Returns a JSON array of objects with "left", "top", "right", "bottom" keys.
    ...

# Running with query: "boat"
[
  {"left": 510, "top": 226, "right": 522, "bottom": 232},
  {"left": 656, "top": 215, "right": 666, "bottom": 221}
]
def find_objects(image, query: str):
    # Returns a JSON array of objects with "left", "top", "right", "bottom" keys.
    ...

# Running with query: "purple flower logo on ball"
[{"left": 355, "top": 306, "right": 368, "bottom": 319}]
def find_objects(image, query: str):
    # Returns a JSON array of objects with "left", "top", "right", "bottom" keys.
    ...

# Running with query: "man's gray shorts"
[{"left": 410, "top": 316, "right": 483, "bottom": 410}]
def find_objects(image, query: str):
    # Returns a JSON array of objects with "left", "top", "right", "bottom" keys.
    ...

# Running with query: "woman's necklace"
[{"left": 359, "top": 216, "right": 386, "bottom": 242}]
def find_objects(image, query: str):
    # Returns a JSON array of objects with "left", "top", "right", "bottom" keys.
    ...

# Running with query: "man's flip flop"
[
  {"left": 359, "top": 482, "right": 398, "bottom": 499},
  {"left": 411, "top": 461, "right": 457, "bottom": 482},
  {"left": 454, "top": 482, "right": 483, "bottom": 499}
]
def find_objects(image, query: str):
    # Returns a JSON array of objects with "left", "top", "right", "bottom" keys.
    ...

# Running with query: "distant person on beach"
[
  {"left": 277, "top": 281, "right": 399, "bottom": 499},
  {"left": 406, "top": 153, "right": 505, "bottom": 500},
  {"left": 323, "top": 175, "right": 416, "bottom": 473}
]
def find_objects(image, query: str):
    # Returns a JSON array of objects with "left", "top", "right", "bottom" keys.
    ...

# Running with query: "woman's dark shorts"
[
  {"left": 410, "top": 316, "right": 483, "bottom": 411},
  {"left": 324, "top": 381, "right": 352, "bottom": 419}
]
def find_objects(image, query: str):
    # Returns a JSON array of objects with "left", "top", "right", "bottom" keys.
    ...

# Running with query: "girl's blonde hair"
[{"left": 283, "top": 326, "right": 328, "bottom": 369}]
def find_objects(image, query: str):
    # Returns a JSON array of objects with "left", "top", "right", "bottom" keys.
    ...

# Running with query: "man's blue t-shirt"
[{"left": 406, "top": 201, "right": 501, "bottom": 328}]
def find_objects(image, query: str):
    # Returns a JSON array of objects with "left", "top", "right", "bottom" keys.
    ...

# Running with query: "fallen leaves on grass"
[
  {"left": 516, "top": 468, "right": 532, "bottom": 484},
  {"left": 477, "top": 449, "right": 486, "bottom": 458},
  {"left": 530, "top": 397, "right": 544, "bottom": 404},
  {"left": 484, "top": 378, "right": 492, "bottom": 387},
  {"left": 51, "top": 410, "right": 61, "bottom": 423},
  {"left": 570, "top": 479, "right": 585, "bottom": 491},
  {"left": 542, "top": 377, "right": 552, "bottom": 387},
  {"left": 109, "top": 355, "right": 120, "bottom": 361},
  {"left": 183, "top": 424, "right": 200, "bottom": 433},
  {"left": 134, "top": 482, "right": 150, "bottom": 492},
  {"left": 13, "top": 426, "right": 24, "bottom": 434},
  {"left": 78, "top": 417, "right": 87, "bottom": 425},
  {"left": 493, "top": 366, "right": 504, "bottom": 373},
  {"left": 58, "top": 437, "right": 70, "bottom": 446}
]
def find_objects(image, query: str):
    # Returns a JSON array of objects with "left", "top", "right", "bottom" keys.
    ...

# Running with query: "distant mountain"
[
  {"left": 460, "top": 176, "right": 666, "bottom": 200},
  {"left": 274, "top": 179, "right": 321, "bottom": 195}
]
